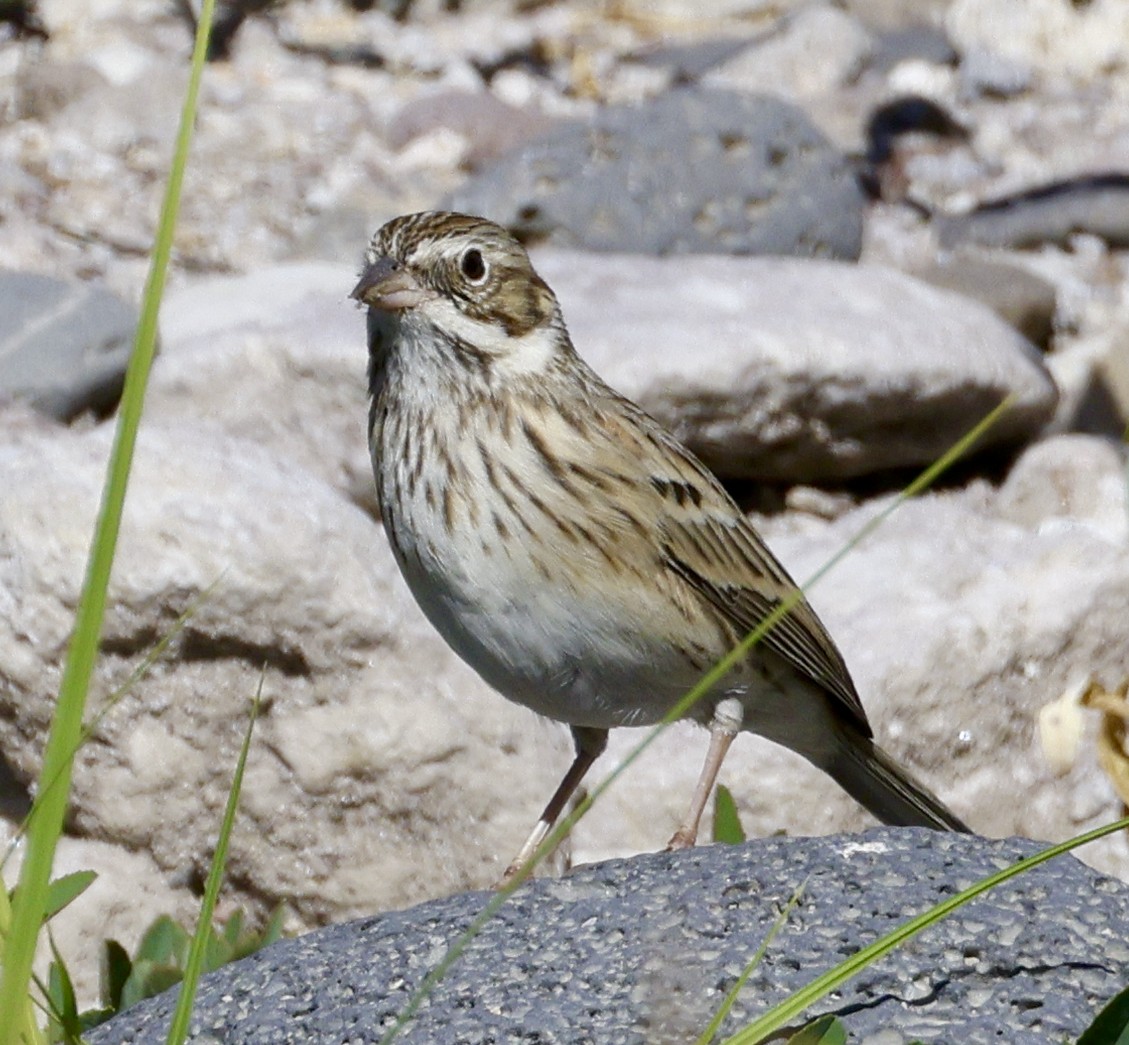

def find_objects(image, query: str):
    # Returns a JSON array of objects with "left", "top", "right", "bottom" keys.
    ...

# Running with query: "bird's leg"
[
  {"left": 500, "top": 725, "right": 608, "bottom": 885},
  {"left": 666, "top": 698, "right": 744, "bottom": 851}
]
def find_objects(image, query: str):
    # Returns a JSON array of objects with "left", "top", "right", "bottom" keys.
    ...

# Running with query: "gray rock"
[
  {"left": 14, "top": 58, "right": 108, "bottom": 121},
  {"left": 536, "top": 251, "right": 1058, "bottom": 481},
  {"left": 89, "top": 830, "right": 1129, "bottom": 1044},
  {"left": 870, "top": 24, "right": 958, "bottom": 72},
  {"left": 445, "top": 89, "right": 866, "bottom": 259},
  {"left": 912, "top": 253, "right": 1057, "bottom": 350},
  {"left": 385, "top": 89, "right": 558, "bottom": 172},
  {"left": 959, "top": 45, "right": 1034, "bottom": 98},
  {"left": 0, "top": 271, "right": 136, "bottom": 420},
  {"left": 936, "top": 175, "right": 1129, "bottom": 251},
  {"left": 839, "top": 0, "right": 954, "bottom": 32},
  {"left": 625, "top": 36, "right": 753, "bottom": 83}
]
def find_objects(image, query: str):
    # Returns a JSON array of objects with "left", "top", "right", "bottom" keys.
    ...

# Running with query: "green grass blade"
[
  {"left": 784, "top": 1015, "right": 846, "bottom": 1044},
  {"left": 695, "top": 882, "right": 806, "bottom": 1045},
  {"left": 0, "top": 0, "right": 216, "bottom": 1032},
  {"left": 0, "top": 885, "right": 39, "bottom": 1043},
  {"left": 720, "top": 815, "right": 1129, "bottom": 1044},
  {"left": 165, "top": 671, "right": 262, "bottom": 1045},
  {"left": 377, "top": 399, "right": 1013, "bottom": 1043},
  {"left": 41, "top": 872, "right": 97, "bottom": 924},
  {"left": 43, "top": 932, "right": 80, "bottom": 1044},
  {"left": 1078, "top": 981, "right": 1129, "bottom": 1045},
  {"left": 101, "top": 939, "right": 132, "bottom": 1012},
  {"left": 712, "top": 784, "right": 745, "bottom": 845}
]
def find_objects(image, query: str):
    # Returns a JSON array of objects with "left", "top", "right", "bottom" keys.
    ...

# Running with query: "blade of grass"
[
  {"left": 694, "top": 881, "right": 806, "bottom": 1045},
  {"left": 166, "top": 671, "right": 262, "bottom": 1045},
  {"left": 0, "top": 883, "right": 39, "bottom": 1044},
  {"left": 0, "top": 0, "right": 217, "bottom": 1032},
  {"left": 377, "top": 397, "right": 1014, "bottom": 1043},
  {"left": 41, "top": 872, "right": 97, "bottom": 925},
  {"left": 712, "top": 784, "right": 745, "bottom": 845},
  {"left": 784, "top": 1015, "right": 846, "bottom": 1045},
  {"left": 720, "top": 814, "right": 1129, "bottom": 1044},
  {"left": 42, "top": 931, "right": 81, "bottom": 1044}
]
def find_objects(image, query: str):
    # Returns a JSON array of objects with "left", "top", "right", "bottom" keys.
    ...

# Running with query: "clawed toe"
[{"left": 664, "top": 829, "right": 698, "bottom": 851}]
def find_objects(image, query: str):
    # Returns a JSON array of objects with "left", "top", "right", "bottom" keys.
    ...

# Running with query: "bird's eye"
[{"left": 460, "top": 247, "right": 487, "bottom": 283}]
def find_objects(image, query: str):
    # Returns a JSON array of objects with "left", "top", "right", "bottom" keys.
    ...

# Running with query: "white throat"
[{"left": 416, "top": 296, "right": 563, "bottom": 379}]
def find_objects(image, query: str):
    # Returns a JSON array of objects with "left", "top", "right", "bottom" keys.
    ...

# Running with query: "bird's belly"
[{"left": 387, "top": 515, "right": 700, "bottom": 729}]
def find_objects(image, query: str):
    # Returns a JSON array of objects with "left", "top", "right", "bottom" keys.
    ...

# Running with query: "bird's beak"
[{"left": 350, "top": 256, "right": 437, "bottom": 310}]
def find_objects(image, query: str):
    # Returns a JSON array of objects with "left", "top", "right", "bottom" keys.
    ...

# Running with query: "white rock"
[
  {"left": 152, "top": 256, "right": 1058, "bottom": 499},
  {"left": 705, "top": 6, "right": 874, "bottom": 99},
  {"left": 995, "top": 434, "right": 1129, "bottom": 543},
  {"left": 947, "top": 0, "right": 1129, "bottom": 85},
  {"left": 151, "top": 263, "right": 376, "bottom": 512}
]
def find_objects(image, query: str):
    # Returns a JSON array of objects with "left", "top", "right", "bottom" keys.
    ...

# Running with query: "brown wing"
[{"left": 610, "top": 396, "right": 871, "bottom": 737}]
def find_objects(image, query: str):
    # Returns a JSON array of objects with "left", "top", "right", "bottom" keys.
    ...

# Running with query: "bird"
[{"left": 350, "top": 210, "right": 970, "bottom": 881}]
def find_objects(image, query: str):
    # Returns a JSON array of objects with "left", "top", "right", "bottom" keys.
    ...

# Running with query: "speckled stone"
[
  {"left": 445, "top": 88, "right": 866, "bottom": 259},
  {"left": 90, "top": 830, "right": 1129, "bottom": 1043}
]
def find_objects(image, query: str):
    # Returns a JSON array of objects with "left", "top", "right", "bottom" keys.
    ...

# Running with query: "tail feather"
[{"left": 828, "top": 730, "right": 970, "bottom": 832}]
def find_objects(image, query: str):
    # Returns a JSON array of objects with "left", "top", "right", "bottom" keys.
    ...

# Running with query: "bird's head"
[{"left": 352, "top": 211, "right": 568, "bottom": 380}]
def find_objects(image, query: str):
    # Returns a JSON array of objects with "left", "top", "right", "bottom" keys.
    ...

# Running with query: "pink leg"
[
  {"left": 666, "top": 698, "right": 743, "bottom": 850},
  {"left": 500, "top": 726, "right": 607, "bottom": 885}
]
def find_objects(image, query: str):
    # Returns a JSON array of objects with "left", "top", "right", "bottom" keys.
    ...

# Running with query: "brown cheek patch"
[{"left": 494, "top": 271, "right": 554, "bottom": 338}]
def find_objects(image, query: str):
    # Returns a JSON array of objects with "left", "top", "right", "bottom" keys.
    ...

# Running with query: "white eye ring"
[{"left": 460, "top": 247, "right": 488, "bottom": 283}]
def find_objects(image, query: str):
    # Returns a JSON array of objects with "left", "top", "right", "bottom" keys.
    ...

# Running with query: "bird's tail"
[{"left": 827, "top": 728, "right": 970, "bottom": 832}]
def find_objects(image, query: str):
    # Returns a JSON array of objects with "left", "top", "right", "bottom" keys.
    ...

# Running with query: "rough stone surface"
[
  {"left": 946, "top": 0, "right": 1129, "bottom": 82},
  {"left": 704, "top": 6, "right": 875, "bottom": 100},
  {"left": 90, "top": 831, "right": 1129, "bottom": 1044},
  {"left": 0, "top": 271, "right": 136, "bottom": 419},
  {"left": 4, "top": 0, "right": 1129, "bottom": 301},
  {"left": 148, "top": 262, "right": 377, "bottom": 513},
  {"left": 446, "top": 89, "right": 867, "bottom": 259},
  {"left": 385, "top": 89, "right": 559, "bottom": 172},
  {"left": 936, "top": 176, "right": 1129, "bottom": 251}
]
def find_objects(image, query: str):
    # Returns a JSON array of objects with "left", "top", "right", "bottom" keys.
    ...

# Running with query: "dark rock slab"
[
  {"left": 936, "top": 173, "right": 1129, "bottom": 250},
  {"left": 91, "top": 830, "right": 1129, "bottom": 1044},
  {"left": 870, "top": 23, "right": 957, "bottom": 72},
  {"left": 0, "top": 271, "right": 136, "bottom": 420},
  {"left": 446, "top": 89, "right": 866, "bottom": 259}
]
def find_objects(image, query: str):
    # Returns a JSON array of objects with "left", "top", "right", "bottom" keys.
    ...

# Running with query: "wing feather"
[{"left": 602, "top": 395, "right": 870, "bottom": 733}]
